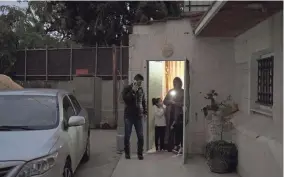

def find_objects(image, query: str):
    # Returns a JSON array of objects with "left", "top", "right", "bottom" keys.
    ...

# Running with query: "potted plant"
[{"left": 202, "top": 90, "right": 238, "bottom": 173}]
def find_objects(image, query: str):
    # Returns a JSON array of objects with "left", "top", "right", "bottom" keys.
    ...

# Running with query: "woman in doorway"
[
  {"left": 163, "top": 77, "right": 184, "bottom": 153},
  {"left": 173, "top": 112, "right": 183, "bottom": 154},
  {"left": 152, "top": 98, "right": 166, "bottom": 151}
]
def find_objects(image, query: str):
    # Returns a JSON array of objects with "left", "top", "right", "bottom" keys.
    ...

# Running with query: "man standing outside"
[{"left": 122, "top": 74, "right": 147, "bottom": 160}]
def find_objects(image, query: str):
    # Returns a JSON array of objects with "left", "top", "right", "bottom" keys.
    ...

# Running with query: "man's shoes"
[
  {"left": 138, "top": 154, "right": 144, "bottom": 160},
  {"left": 178, "top": 147, "right": 183, "bottom": 155},
  {"left": 173, "top": 146, "right": 179, "bottom": 153},
  {"left": 125, "top": 153, "right": 131, "bottom": 159}
]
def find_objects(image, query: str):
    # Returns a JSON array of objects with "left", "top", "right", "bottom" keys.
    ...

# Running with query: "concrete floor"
[
  {"left": 74, "top": 130, "right": 239, "bottom": 177},
  {"left": 75, "top": 130, "right": 121, "bottom": 177},
  {"left": 111, "top": 152, "right": 239, "bottom": 177}
]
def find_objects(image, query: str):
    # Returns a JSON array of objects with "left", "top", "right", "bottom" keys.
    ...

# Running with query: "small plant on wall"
[{"left": 202, "top": 90, "right": 239, "bottom": 173}]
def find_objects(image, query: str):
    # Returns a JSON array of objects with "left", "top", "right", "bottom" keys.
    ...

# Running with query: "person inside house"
[
  {"left": 163, "top": 77, "right": 184, "bottom": 153},
  {"left": 152, "top": 97, "right": 166, "bottom": 152},
  {"left": 172, "top": 111, "right": 183, "bottom": 155},
  {"left": 122, "top": 74, "right": 147, "bottom": 160}
]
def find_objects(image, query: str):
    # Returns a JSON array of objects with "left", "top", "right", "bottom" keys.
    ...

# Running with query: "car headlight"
[{"left": 16, "top": 152, "right": 58, "bottom": 177}]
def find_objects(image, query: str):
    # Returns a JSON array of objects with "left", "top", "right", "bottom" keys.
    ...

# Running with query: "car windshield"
[{"left": 0, "top": 95, "right": 59, "bottom": 130}]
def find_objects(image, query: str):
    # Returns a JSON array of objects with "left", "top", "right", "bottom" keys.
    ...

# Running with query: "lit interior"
[
  {"left": 163, "top": 61, "right": 185, "bottom": 98},
  {"left": 148, "top": 60, "right": 185, "bottom": 150}
]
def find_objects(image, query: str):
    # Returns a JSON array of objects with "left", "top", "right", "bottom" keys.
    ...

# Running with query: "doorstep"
[{"left": 111, "top": 152, "right": 239, "bottom": 177}]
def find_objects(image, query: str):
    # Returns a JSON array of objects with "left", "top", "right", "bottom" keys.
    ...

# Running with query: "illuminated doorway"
[{"left": 147, "top": 60, "right": 190, "bottom": 163}]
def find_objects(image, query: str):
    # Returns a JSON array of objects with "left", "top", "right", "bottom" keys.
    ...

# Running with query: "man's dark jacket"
[{"left": 122, "top": 84, "right": 147, "bottom": 119}]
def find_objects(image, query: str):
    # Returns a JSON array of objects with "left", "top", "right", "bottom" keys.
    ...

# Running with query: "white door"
[
  {"left": 62, "top": 96, "right": 80, "bottom": 169},
  {"left": 183, "top": 59, "right": 190, "bottom": 164},
  {"left": 66, "top": 126, "right": 80, "bottom": 168},
  {"left": 68, "top": 95, "right": 88, "bottom": 158},
  {"left": 147, "top": 61, "right": 164, "bottom": 151}
]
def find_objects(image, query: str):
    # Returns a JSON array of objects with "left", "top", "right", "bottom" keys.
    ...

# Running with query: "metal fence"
[{"left": 11, "top": 45, "right": 129, "bottom": 81}]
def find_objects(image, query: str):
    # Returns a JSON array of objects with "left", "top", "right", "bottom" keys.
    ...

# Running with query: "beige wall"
[
  {"left": 129, "top": 19, "right": 194, "bottom": 153},
  {"left": 234, "top": 11, "right": 283, "bottom": 127},
  {"left": 129, "top": 19, "right": 236, "bottom": 154},
  {"left": 233, "top": 11, "right": 283, "bottom": 177},
  {"left": 128, "top": 13, "right": 283, "bottom": 177},
  {"left": 128, "top": 12, "right": 283, "bottom": 177},
  {"left": 190, "top": 38, "right": 235, "bottom": 153}
]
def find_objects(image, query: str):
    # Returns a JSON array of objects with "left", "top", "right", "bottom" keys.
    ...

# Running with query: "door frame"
[
  {"left": 183, "top": 59, "right": 190, "bottom": 164},
  {"left": 146, "top": 58, "right": 191, "bottom": 158}
]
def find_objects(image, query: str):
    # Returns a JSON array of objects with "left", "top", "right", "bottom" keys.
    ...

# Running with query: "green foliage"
[
  {"left": 0, "top": 1, "right": 182, "bottom": 73},
  {"left": 29, "top": 1, "right": 183, "bottom": 46},
  {"left": 202, "top": 90, "right": 238, "bottom": 140},
  {"left": 0, "top": 3, "right": 77, "bottom": 73},
  {"left": 202, "top": 90, "right": 219, "bottom": 116},
  {"left": 0, "top": 5, "right": 22, "bottom": 73}
]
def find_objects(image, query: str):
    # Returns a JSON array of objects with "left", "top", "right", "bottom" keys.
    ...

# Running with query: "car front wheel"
[
  {"left": 82, "top": 135, "right": 90, "bottom": 163},
  {"left": 63, "top": 159, "right": 73, "bottom": 177}
]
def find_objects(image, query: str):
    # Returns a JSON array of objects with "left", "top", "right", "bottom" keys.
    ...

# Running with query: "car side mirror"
[{"left": 68, "top": 116, "right": 85, "bottom": 127}]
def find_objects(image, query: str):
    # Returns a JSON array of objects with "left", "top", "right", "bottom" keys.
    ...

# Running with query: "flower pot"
[{"left": 205, "top": 140, "right": 238, "bottom": 173}]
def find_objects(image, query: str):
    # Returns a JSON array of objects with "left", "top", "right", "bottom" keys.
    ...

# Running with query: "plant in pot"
[{"left": 202, "top": 90, "right": 239, "bottom": 173}]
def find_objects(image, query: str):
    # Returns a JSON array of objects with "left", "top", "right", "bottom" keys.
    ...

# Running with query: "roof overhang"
[
  {"left": 194, "top": 1, "right": 227, "bottom": 36},
  {"left": 194, "top": 1, "right": 283, "bottom": 37}
]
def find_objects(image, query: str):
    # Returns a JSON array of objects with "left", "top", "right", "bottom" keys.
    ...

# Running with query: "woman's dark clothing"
[
  {"left": 174, "top": 113, "right": 183, "bottom": 147},
  {"left": 167, "top": 109, "right": 176, "bottom": 152},
  {"left": 155, "top": 126, "right": 166, "bottom": 150},
  {"left": 167, "top": 129, "right": 175, "bottom": 151},
  {"left": 163, "top": 88, "right": 184, "bottom": 151}
]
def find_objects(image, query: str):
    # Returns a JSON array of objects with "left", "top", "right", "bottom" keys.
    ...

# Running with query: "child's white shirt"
[{"left": 154, "top": 105, "right": 166, "bottom": 127}]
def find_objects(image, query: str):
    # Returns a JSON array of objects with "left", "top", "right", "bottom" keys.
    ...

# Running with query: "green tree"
[
  {"left": 29, "top": 1, "right": 183, "bottom": 46},
  {"left": 0, "top": 4, "right": 76, "bottom": 73},
  {"left": 0, "top": 5, "right": 22, "bottom": 73}
]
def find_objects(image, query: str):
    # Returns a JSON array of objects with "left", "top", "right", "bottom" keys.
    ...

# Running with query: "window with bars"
[{"left": 257, "top": 56, "right": 274, "bottom": 106}]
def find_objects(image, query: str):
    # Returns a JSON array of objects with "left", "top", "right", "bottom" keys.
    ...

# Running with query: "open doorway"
[{"left": 146, "top": 60, "right": 190, "bottom": 163}]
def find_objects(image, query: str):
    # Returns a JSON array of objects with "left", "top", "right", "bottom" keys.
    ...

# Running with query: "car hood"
[{"left": 0, "top": 129, "right": 60, "bottom": 161}]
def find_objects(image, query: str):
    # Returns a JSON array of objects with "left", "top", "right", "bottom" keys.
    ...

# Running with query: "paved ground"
[
  {"left": 111, "top": 152, "right": 239, "bottom": 177},
  {"left": 75, "top": 130, "right": 121, "bottom": 177},
  {"left": 74, "top": 130, "right": 239, "bottom": 177}
]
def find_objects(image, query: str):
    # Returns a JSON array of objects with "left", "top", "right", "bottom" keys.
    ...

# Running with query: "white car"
[{"left": 0, "top": 89, "right": 90, "bottom": 177}]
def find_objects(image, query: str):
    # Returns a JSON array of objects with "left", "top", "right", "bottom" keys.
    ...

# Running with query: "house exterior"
[{"left": 120, "top": 1, "right": 282, "bottom": 177}]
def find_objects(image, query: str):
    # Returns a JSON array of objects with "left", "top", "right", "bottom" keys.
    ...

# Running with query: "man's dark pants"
[{"left": 124, "top": 117, "right": 144, "bottom": 155}]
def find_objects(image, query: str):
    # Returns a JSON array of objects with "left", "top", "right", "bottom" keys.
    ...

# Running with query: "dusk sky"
[{"left": 0, "top": 1, "right": 28, "bottom": 8}]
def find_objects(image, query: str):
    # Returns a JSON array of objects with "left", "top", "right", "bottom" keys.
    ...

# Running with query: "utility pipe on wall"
[{"left": 112, "top": 45, "right": 118, "bottom": 126}]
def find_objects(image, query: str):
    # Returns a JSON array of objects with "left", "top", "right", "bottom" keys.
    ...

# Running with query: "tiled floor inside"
[{"left": 111, "top": 152, "right": 239, "bottom": 177}]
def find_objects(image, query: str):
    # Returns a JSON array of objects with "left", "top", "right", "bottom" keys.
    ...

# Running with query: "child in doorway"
[{"left": 152, "top": 98, "right": 166, "bottom": 151}]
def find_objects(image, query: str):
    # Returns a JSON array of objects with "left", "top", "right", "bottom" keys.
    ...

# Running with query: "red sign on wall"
[{"left": 76, "top": 69, "right": 89, "bottom": 75}]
